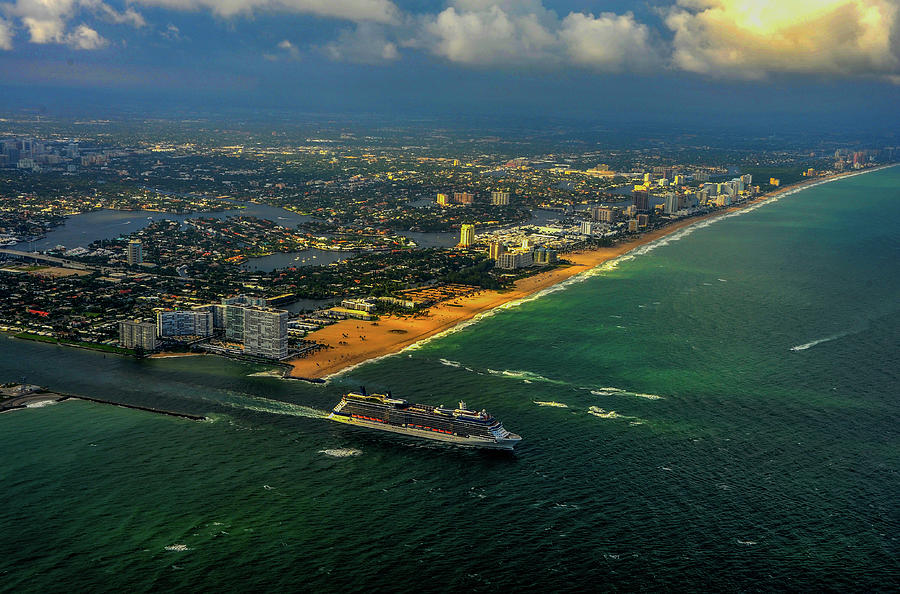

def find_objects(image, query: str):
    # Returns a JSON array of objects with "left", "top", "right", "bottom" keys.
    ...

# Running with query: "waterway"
[{"left": 14, "top": 203, "right": 314, "bottom": 252}]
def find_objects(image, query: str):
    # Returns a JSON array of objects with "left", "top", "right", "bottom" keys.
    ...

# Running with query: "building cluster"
[
  {"left": 0, "top": 137, "right": 115, "bottom": 172},
  {"left": 119, "top": 294, "right": 290, "bottom": 359},
  {"left": 437, "top": 190, "right": 512, "bottom": 207}
]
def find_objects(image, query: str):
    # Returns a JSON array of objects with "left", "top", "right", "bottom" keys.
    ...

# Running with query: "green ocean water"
[{"left": 1, "top": 167, "right": 898, "bottom": 592}]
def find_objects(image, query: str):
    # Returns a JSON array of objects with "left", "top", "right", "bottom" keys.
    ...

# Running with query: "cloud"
[
  {"left": 0, "top": 0, "right": 144, "bottom": 48},
  {"left": 560, "top": 12, "right": 661, "bottom": 71},
  {"left": 324, "top": 22, "right": 398, "bottom": 63},
  {"left": 665, "top": 0, "right": 900, "bottom": 79},
  {"left": 133, "top": 0, "right": 400, "bottom": 24},
  {"left": 0, "top": 17, "right": 11, "bottom": 49},
  {"left": 265, "top": 38, "right": 301, "bottom": 61},
  {"left": 66, "top": 22, "right": 106, "bottom": 48},
  {"left": 418, "top": 0, "right": 660, "bottom": 70},
  {"left": 86, "top": 1, "right": 146, "bottom": 27}
]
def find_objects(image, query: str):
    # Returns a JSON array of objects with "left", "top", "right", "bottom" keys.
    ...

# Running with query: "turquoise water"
[{"left": 1, "top": 168, "right": 898, "bottom": 591}]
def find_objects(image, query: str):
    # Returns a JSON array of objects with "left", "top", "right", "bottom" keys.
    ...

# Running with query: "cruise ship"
[{"left": 327, "top": 389, "right": 522, "bottom": 450}]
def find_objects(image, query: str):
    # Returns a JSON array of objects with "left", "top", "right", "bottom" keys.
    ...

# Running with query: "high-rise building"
[
  {"left": 664, "top": 193, "right": 679, "bottom": 215},
  {"left": 193, "top": 304, "right": 225, "bottom": 330},
  {"left": 580, "top": 221, "right": 594, "bottom": 236},
  {"left": 491, "top": 191, "right": 510, "bottom": 205},
  {"left": 532, "top": 248, "right": 558, "bottom": 266},
  {"left": 224, "top": 305, "right": 245, "bottom": 342},
  {"left": 243, "top": 307, "right": 289, "bottom": 359},
  {"left": 127, "top": 240, "right": 143, "bottom": 266},
  {"left": 632, "top": 190, "right": 650, "bottom": 212},
  {"left": 118, "top": 320, "right": 157, "bottom": 351},
  {"left": 636, "top": 214, "right": 649, "bottom": 228},
  {"left": 488, "top": 241, "right": 505, "bottom": 260},
  {"left": 436, "top": 193, "right": 450, "bottom": 206},
  {"left": 223, "top": 294, "right": 267, "bottom": 308},
  {"left": 496, "top": 250, "right": 534, "bottom": 269},
  {"left": 453, "top": 192, "right": 474, "bottom": 205},
  {"left": 459, "top": 224, "right": 475, "bottom": 247},
  {"left": 157, "top": 310, "right": 213, "bottom": 337},
  {"left": 591, "top": 206, "right": 618, "bottom": 223}
]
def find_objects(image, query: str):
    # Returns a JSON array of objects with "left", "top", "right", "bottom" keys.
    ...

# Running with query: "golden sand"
[{"left": 286, "top": 171, "right": 861, "bottom": 381}]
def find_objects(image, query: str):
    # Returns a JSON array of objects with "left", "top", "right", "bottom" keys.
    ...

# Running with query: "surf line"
[{"left": 326, "top": 166, "right": 897, "bottom": 380}]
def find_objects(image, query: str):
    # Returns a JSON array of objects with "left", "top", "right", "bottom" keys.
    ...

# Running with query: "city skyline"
[{"left": 0, "top": 1, "right": 897, "bottom": 128}]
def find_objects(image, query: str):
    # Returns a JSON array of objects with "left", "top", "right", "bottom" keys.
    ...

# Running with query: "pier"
[{"left": 0, "top": 383, "right": 207, "bottom": 420}]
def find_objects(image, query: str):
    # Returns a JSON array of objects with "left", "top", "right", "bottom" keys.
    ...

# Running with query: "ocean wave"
[
  {"left": 319, "top": 448, "right": 362, "bottom": 457},
  {"left": 486, "top": 368, "right": 564, "bottom": 384},
  {"left": 438, "top": 358, "right": 461, "bottom": 368},
  {"left": 587, "top": 406, "right": 623, "bottom": 419},
  {"left": 328, "top": 167, "right": 893, "bottom": 376},
  {"left": 590, "top": 387, "right": 663, "bottom": 400},
  {"left": 164, "top": 544, "right": 191, "bottom": 552},
  {"left": 248, "top": 370, "right": 284, "bottom": 378},
  {"left": 534, "top": 401, "right": 569, "bottom": 408},
  {"left": 25, "top": 399, "right": 58, "bottom": 408}
]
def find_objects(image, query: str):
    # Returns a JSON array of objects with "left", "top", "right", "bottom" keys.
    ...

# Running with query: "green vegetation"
[
  {"left": 14, "top": 332, "right": 134, "bottom": 355},
  {"left": 444, "top": 257, "right": 503, "bottom": 289}
]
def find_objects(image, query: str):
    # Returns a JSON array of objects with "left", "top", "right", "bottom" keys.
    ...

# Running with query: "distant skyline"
[{"left": 0, "top": 1, "right": 898, "bottom": 127}]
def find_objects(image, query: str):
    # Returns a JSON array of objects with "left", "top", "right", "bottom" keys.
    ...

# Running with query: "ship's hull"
[{"left": 327, "top": 412, "right": 521, "bottom": 450}]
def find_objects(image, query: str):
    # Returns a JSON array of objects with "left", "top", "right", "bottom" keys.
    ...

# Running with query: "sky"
[{"left": 0, "top": 0, "right": 898, "bottom": 128}]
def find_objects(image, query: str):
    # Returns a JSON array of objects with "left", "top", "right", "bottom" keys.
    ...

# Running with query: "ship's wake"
[
  {"left": 208, "top": 391, "right": 329, "bottom": 419},
  {"left": 790, "top": 332, "right": 849, "bottom": 352}
]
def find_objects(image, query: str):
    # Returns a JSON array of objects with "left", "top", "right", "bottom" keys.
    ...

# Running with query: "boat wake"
[
  {"left": 790, "top": 332, "right": 849, "bottom": 351},
  {"left": 212, "top": 392, "right": 329, "bottom": 419}
]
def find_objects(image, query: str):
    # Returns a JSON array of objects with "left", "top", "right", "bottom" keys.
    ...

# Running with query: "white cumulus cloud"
[
  {"left": 665, "top": 0, "right": 900, "bottom": 79},
  {"left": 66, "top": 22, "right": 106, "bottom": 48},
  {"left": 418, "top": 0, "right": 660, "bottom": 70},
  {"left": 324, "top": 22, "right": 398, "bottom": 63},
  {"left": 560, "top": 12, "right": 661, "bottom": 71},
  {"left": 133, "top": 0, "right": 400, "bottom": 24},
  {"left": 0, "top": 0, "right": 144, "bottom": 48}
]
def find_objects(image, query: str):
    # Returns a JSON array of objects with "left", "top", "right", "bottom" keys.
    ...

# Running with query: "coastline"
[{"left": 288, "top": 166, "right": 888, "bottom": 382}]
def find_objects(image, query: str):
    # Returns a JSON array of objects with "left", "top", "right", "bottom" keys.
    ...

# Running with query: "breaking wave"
[
  {"left": 534, "top": 401, "right": 569, "bottom": 408},
  {"left": 319, "top": 448, "right": 362, "bottom": 457},
  {"left": 329, "top": 168, "right": 889, "bottom": 377},
  {"left": 590, "top": 387, "right": 663, "bottom": 400},
  {"left": 164, "top": 544, "right": 191, "bottom": 552}
]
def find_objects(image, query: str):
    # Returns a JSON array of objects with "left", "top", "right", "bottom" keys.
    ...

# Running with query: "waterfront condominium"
[{"left": 242, "top": 307, "right": 289, "bottom": 359}]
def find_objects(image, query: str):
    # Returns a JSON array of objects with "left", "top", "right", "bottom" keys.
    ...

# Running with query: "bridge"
[{"left": 0, "top": 249, "right": 91, "bottom": 270}]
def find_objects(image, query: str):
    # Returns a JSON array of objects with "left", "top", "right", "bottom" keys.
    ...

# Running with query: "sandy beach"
[{"left": 286, "top": 170, "right": 870, "bottom": 381}]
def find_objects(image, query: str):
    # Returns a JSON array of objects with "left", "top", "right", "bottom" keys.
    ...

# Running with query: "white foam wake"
[
  {"left": 534, "top": 401, "right": 569, "bottom": 408},
  {"left": 590, "top": 387, "right": 663, "bottom": 400},
  {"left": 790, "top": 332, "right": 848, "bottom": 351},
  {"left": 319, "top": 448, "right": 362, "bottom": 457},
  {"left": 214, "top": 392, "right": 329, "bottom": 419}
]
